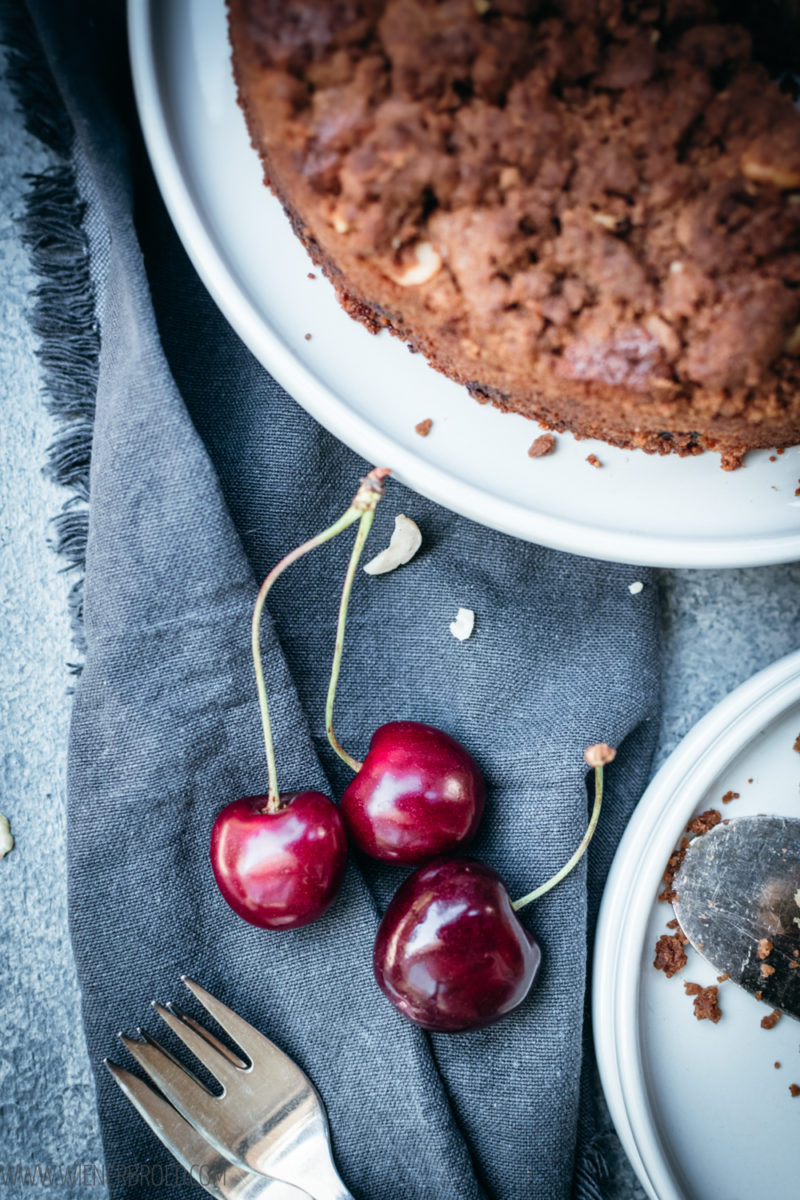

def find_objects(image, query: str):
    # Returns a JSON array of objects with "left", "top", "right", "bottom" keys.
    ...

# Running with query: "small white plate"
[
  {"left": 128, "top": 0, "right": 800, "bottom": 567},
  {"left": 595, "top": 650, "right": 800, "bottom": 1200}
]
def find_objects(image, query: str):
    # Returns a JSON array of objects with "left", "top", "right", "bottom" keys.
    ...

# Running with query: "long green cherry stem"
[
  {"left": 512, "top": 744, "right": 616, "bottom": 911},
  {"left": 324, "top": 506, "right": 378, "bottom": 773},
  {"left": 252, "top": 468, "right": 389, "bottom": 813}
]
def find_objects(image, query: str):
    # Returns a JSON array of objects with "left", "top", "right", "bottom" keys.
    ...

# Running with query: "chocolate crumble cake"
[{"left": 229, "top": 0, "right": 800, "bottom": 467}]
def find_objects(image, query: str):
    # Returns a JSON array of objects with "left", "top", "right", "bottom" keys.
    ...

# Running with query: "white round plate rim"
[
  {"left": 128, "top": 0, "right": 800, "bottom": 569},
  {"left": 594, "top": 647, "right": 800, "bottom": 1200}
]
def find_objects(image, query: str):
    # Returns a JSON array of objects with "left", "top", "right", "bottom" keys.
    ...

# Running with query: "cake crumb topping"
[{"left": 528, "top": 433, "right": 555, "bottom": 458}]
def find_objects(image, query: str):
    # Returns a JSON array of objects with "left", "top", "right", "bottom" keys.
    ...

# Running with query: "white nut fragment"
[
  {"left": 330, "top": 209, "right": 350, "bottom": 234},
  {"left": 449, "top": 607, "right": 475, "bottom": 642},
  {"left": 363, "top": 514, "right": 422, "bottom": 575},
  {"left": 385, "top": 241, "right": 442, "bottom": 287},
  {"left": 628, "top": 581, "right": 644, "bottom": 595},
  {"left": 0, "top": 814, "right": 14, "bottom": 859}
]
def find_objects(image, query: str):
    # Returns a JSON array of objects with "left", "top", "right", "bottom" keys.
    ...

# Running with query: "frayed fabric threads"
[{"left": 2, "top": 3, "right": 99, "bottom": 661}]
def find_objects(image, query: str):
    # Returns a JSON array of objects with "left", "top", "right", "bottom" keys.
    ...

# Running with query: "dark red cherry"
[
  {"left": 373, "top": 856, "right": 541, "bottom": 1032},
  {"left": 340, "top": 721, "right": 485, "bottom": 864},
  {"left": 210, "top": 791, "right": 347, "bottom": 930}
]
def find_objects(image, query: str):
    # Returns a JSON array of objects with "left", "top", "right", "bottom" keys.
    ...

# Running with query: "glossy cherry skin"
[
  {"left": 340, "top": 721, "right": 485, "bottom": 864},
  {"left": 210, "top": 791, "right": 347, "bottom": 930},
  {"left": 374, "top": 856, "right": 541, "bottom": 1032}
]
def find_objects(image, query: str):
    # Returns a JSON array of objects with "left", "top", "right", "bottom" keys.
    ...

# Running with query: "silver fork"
[
  {"left": 116, "top": 977, "right": 354, "bottom": 1200},
  {"left": 105, "top": 1060, "right": 307, "bottom": 1200}
]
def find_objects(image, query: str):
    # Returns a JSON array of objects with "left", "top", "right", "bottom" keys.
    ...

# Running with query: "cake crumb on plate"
[
  {"left": 415, "top": 418, "right": 433, "bottom": 437},
  {"left": 528, "top": 433, "right": 555, "bottom": 458}
]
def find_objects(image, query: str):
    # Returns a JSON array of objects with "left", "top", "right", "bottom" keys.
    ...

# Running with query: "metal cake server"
[{"left": 673, "top": 814, "right": 800, "bottom": 1019}]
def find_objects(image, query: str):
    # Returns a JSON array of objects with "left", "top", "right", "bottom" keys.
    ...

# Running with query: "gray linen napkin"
[{"left": 8, "top": 3, "right": 660, "bottom": 1197}]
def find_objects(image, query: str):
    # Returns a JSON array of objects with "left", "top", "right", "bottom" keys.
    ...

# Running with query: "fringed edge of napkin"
[{"left": 1, "top": 1, "right": 98, "bottom": 668}]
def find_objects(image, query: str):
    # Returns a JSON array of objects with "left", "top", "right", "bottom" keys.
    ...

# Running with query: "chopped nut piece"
[
  {"left": 654, "top": 934, "right": 687, "bottom": 978},
  {"left": 761, "top": 1009, "right": 782, "bottom": 1030},
  {"left": 363, "top": 514, "right": 422, "bottom": 576},
  {"left": 449, "top": 607, "right": 475, "bottom": 642},
  {"left": 0, "top": 814, "right": 13, "bottom": 859},
  {"left": 415, "top": 418, "right": 433, "bottom": 437},
  {"left": 757, "top": 938, "right": 774, "bottom": 960},
  {"left": 385, "top": 241, "right": 442, "bottom": 287},
  {"left": 741, "top": 148, "right": 800, "bottom": 191},
  {"left": 628, "top": 581, "right": 644, "bottom": 595},
  {"left": 528, "top": 433, "right": 556, "bottom": 458}
]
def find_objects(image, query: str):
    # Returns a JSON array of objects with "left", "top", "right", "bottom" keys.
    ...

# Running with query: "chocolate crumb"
[
  {"left": 793, "top": 734, "right": 800, "bottom": 753},
  {"left": 659, "top": 844, "right": 687, "bottom": 903},
  {"left": 307, "top": 272, "right": 316, "bottom": 279},
  {"left": 654, "top": 934, "right": 688, "bottom": 978},
  {"left": 756, "top": 990, "right": 763, "bottom": 1000},
  {"left": 761, "top": 1009, "right": 782, "bottom": 1030},
  {"left": 717, "top": 973, "right": 729, "bottom": 982},
  {"left": 722, "top": 791, "right": 739, "bottom": 804},
  {"left": 747, "top": 778, "right": 753, "bottom": 783},
  {"left": 770, "top": 455, "right": 777, "bottom": 462},
  {"left": 778, "top": 448, "right": 786, "bottom": 456},
  {"left": 775, "top": 1062, "right": 782, "bottom": 1069},
  {"left": 684, "top": 982, "right": 722, "bottom": 1023},
  {"left": 687, "top": 809, "right": 722, "bottom": 836},
  {"left": 722, "top": 818, "right": 730, "bottom": 825},
  {"left": 790, "top": 1084, "right": 800, "bottom": 1098},
  {"left": 761, "top": 963, "right": 776, "bottom": 978},
  {"left": 757, "top": 938, "right": 774, "bottom": 960},
  {"left": 415, "top": 418, "right": 433, "bottom": 437},
  {"left": 528, "top": 433, "right": 556, "bottom": 458},
  {"left": 304, "top": 332, "right": 312, "bottom": 341},
  {"left": 586, "top": 453, "right": 601, "bottom": 469}
]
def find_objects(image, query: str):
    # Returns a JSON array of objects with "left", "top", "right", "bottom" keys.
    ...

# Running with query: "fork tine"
[
  {"left": 120, "top": 1029, "right": 219, "bottom": 1116},
  {"left": 153, "top": 1002, "right": 245, "bottom": 1089},
  {"left": 105, "top": 1059, "right": 231, "bottom": 1199},
  {"left": 181, "top": 977, "right": 280, "bottom": 1066},
  {"left": 168, "top": 1004, "right": 249, "bottom": 1069}
]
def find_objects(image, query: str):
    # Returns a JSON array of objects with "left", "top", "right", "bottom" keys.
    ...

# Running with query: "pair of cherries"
[{"left": 210, "top": 470, "right": 614, "bottom": 1032}]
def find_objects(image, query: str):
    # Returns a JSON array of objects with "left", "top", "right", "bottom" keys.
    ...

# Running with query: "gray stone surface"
[
  {"left": 1, "top": 52, "right": 799, "bottom": 1200},
  {"left": 0, "top": 51, "right": 107, "bottom": 1200}
]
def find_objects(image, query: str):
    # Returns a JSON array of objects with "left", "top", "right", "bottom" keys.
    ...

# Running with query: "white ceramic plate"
[
  {"left": 595, "top": 649, "right": 800, "bottom": 1200},
  {"left": 128, "top": 0, "right": 800, "bottom": 567}
]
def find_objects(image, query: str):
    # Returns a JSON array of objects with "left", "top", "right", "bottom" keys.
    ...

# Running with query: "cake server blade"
[{"left": 672, "top": 814, "right": 800, "bottom": 1020}]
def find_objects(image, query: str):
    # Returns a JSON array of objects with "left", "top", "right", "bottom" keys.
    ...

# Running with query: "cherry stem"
[
  {"left": 512, "top": 762, "right": 606, "bottom": 911},
  {"left": 324, "top": 508, "right": 378, "bottom": 773},
  {"left": 252, "top": 468, "right": 389, "bottom": 812}
]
